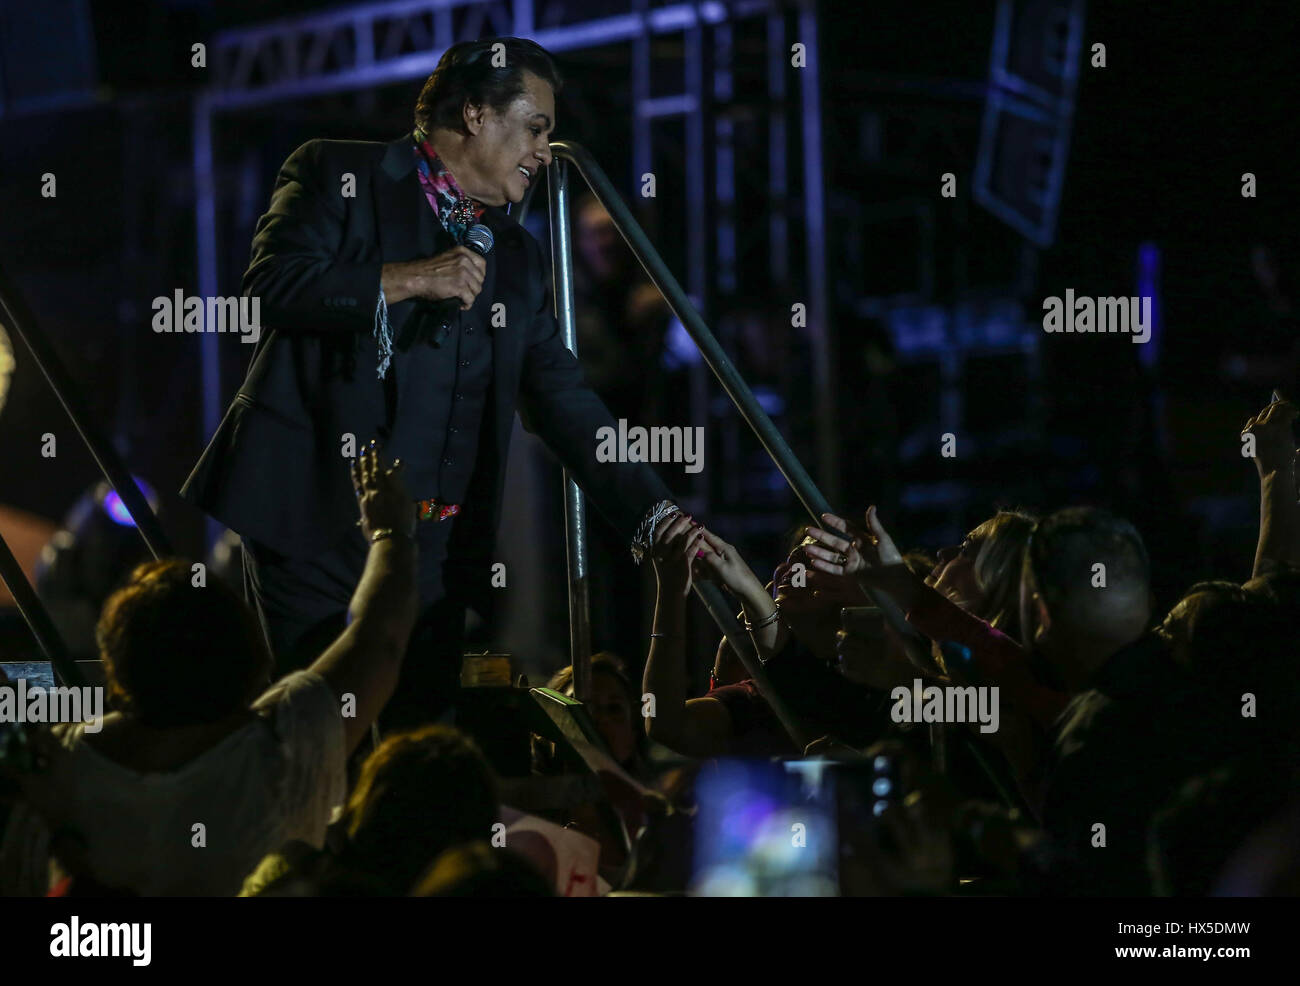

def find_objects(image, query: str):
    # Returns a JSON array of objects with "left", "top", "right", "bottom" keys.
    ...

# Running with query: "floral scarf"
[{"left": 412, "top": 126, "right": 486, "bottom": 241}]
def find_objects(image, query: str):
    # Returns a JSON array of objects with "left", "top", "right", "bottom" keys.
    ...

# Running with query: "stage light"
[{"left": 102, "top": 478, "right": 156, "bottom": 528}]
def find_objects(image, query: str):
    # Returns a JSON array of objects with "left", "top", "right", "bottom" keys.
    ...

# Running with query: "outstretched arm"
[
  {"left": 806, "top": 508, "right": 1068, "bottom": 732},
  {"left": 1243, "top": 398, "right": 1300, "bottom": 578},
  {"left": 255, "top": 446, "right": 419, "bottom": 753},
  {"left": 641, "top": 514, "right": 734, "bottom": 756},
  {"left": 692, "top": 528, "right": 787, "bottom": 661}
]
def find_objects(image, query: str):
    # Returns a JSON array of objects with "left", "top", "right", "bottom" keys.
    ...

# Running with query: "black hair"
[
  {"left": 1164, "top": 580, "right": 1260, "bottom": 673},
  {"left": 1026, "top": 506, "right": 1150, "bottom": 614},
  {"left": 1245, "top": 564, "right": 1300, "bottom": 616},
  {"left": 96, "top": 559, "right": 273, "bottom": 727},
  {"left": 1169, "top": 580, "right": 1299, "bottom": 731},
  {"left": 414, "top": 37, "right": 562, "bottom": 136},
  {"left": 342, "top": 725, "right": 500, "bottom": 893}
]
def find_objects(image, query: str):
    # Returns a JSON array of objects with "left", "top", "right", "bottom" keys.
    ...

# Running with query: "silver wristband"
[{"left": 743, "top": 604, "right": 781, "bottom": 632}]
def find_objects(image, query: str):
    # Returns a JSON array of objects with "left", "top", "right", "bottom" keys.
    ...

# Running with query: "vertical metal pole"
[
  {"left": 685, "top": 22, "right": 708, "bottom": 507},
  {"left": 769, "top": 10, "right": 793, "bottom": 488},
  {"left": 713, "top": 21, "right": 735, "bottom": 295},
  {"left": 798, "top": 3, "right": 840, "bottom": 507},
  {"left": 632, "top": 4, "right": 652, "bottom": 193},
  {"left": 193, "top": 91, "right": 223, "bottom": 550},
  {"left": 768, "top": 10, "right": 788, "bottom": 286},
  {"left": 715, "top": 22, "right": 738, "bottom": 505},
  {"left": 685, "top": 25, "right": 706, "bottom": 299},
  {"left": 548, "top": 160, "right": 593, "bottom": 702}
]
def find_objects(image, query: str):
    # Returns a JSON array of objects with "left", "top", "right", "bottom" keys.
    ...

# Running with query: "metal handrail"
[
  {"left": 547, "top": 160, "right": 593, "bottom": 704},
  {"left": 0, "top": 266, "right": 172, "bottom": 561},
  {"left": 0, "top": 263, "right": 175, "bottom": 687},
  {"left": 543, "top": 141, "right": 932, "bottom": 752}
]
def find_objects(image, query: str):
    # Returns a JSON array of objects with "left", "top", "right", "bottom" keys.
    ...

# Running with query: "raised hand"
[
  {"left": 350, "top": 442, "right": 417, "bottom": 542},
  {"left": 651, "top": 513, "right": 714, "bottom": 599},
  {"left": 383, "top": 246, "right": 487, "bottom": 310},
  {"left": 772, "top": 536, "right": 863, "bottom": 615},
  {"left": 1243, "top": 398, "right": 1299, "bottom": 479},
  {"left": 805, "top": 506, "right": 903, "bottom": 576},
  {"left": 692, "top": 528, "right": 763, "bottom": 596}
]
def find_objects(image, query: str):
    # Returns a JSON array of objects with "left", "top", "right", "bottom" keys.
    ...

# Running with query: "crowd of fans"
[{"left": 2, "top": 396, "right": 1299, "bottom": 896}]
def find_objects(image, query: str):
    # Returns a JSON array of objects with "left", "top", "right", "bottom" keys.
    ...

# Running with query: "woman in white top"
[{"left": 0, "top": 447, "right": 418, "bottom": 896}]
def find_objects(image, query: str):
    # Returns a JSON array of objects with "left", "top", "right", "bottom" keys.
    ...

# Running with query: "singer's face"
[{"left": 469, "top": 70, "right": 555, "bottom": 206}]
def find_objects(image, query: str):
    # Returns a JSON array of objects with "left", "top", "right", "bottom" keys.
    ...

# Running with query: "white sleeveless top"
[{"left": 0, "top": 670, "right": 346, "bottom": 896}]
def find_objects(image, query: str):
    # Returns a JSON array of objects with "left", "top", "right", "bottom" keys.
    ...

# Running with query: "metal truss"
[
  {"left": 973, "top": 0, "right": 1085, "bottom": 248},
  {"left": 207, "top": 0, "right": 779, "bottom": 109}
]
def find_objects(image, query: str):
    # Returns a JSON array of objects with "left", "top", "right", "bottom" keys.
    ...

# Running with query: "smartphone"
[
  {"left": 840, "top": 606, "right": 885, "bottom": 639},
  {"left": 691, "top": 759, "right": 837, "bottom": 896},
  {"left": 865, "top": 753, "right": 898, "bottom": 817},
  {"left": 835, "top": 754, "right": 905, "bottom": 869}
]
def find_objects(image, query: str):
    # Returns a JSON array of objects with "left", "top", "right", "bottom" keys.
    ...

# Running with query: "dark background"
[{"left": 1, "top": 0, "right": 1295, "bottom": 664}]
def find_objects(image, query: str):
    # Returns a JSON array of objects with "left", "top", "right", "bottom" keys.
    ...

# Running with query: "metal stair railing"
[
  {"left": 0, "top": 265, "right": 174, "bottom": 688},
  {"left": 544, "top": 141, "right": 933, "bottom": 754}
]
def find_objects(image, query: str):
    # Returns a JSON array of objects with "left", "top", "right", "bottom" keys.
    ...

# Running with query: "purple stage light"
[
  {"left": 1136, "top": 241, "right": 1161, "bottom": 369},
  {"left": 103, "top": 478, "right": 156, "bottom": 527}
]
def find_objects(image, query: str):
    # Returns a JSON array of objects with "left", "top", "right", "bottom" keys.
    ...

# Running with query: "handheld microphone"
[{"left": 402, "top": 223, "right": 495, "bottom": 350}]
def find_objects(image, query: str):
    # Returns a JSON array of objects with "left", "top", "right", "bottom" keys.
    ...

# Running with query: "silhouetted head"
[
  {"left": 1019, "top": 507, "right": 1153, "bottom": 687},
  {"left": 342, "top": 724, "right": 500, "bottom": 893},
  {"left": 96, "top": 558, "right": 273, "bottom": 727},
  {"left": 547, "top": 652, "right": 643, "bottom": 768}
]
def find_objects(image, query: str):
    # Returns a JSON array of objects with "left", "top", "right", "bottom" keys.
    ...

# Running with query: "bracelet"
[
  {"left": 650, "top": 631, "right": 683, "bottom": 640},
  {"left": 743, "top": 605, "right": 781, "bottom": 632},
  {"left": 631, "top": 499, "right": 682, "bottom": 565},
  {"left": 370, "top": 528, "right": 414, "bottom": 544}
]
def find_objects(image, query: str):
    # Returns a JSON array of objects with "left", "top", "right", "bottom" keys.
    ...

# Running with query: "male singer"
[{"left": 181, "top": 38, "right": 679, "bottom": 729}]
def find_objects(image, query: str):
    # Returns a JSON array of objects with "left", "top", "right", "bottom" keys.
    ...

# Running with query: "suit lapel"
[
  {"left": 375, "top": 135, "right": 437, "bottom": 336},
  {"left": 375, "top": 135, "right": 439, "bottom": 411},
  {"left": 477, "top": 207, "right": 529, "bottom": 452}
]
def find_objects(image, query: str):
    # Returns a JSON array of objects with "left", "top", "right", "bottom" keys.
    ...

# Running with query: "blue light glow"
[{"left": 103, "top": 478, "right": 156, "bottom": 527}]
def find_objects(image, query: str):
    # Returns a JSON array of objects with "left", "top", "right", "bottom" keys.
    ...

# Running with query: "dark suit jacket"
[
  {"left": 1039, "top": 633, "right": 1236, "bottom": 895},
  {"left": 180, "top": 135, "right": 673, "bottom": 564}
]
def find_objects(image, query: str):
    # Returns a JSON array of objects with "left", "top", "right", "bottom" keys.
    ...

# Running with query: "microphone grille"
[{"left": 465, "top": 224, "right": 495, "bottom": 255}]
